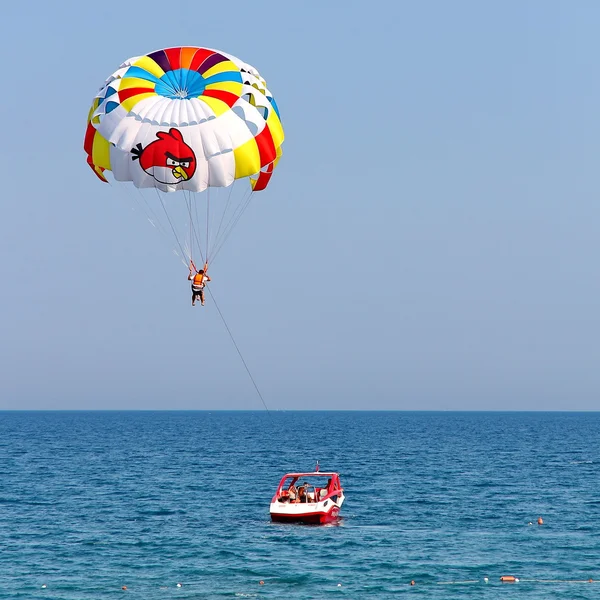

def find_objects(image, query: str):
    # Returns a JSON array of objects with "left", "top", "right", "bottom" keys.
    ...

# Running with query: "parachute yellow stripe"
[
  {"left": 197, "top": 95, "right": 228, "bottom": 117},
  {"left": 234, "top": 138, "right": 261, "bottom": 178},
  {"left": 132, "top": 56, "right": 165, "bottom": 79},
  {"left": 274, "top": 145, "right": 283, "bottom": 167},
  {"left": 118, "top": 77, "right": 157, "bottom": 91},
  {"left": 266, "top": 110, "right": 284, "bottom": 149},
  {"left": 202, "top": 60, "right": 238, "bottom": 79},
  {"left": 204, "top": 81, "right": 243, "bottom": 96},
  {"left": 91, "top": 132, "right": 111, "bottom": 171},
  {"left": 87, "top": 98, "right": 100, "bottom": 122}
]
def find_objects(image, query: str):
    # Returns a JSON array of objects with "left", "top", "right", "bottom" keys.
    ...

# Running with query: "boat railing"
[
  {"left": 272, "top": 487, "right": 343, "bottom": 504},
  {"left": 271, "top": 479, "right": 343, "bottom": 504},
  {"left": 318, "top": 488, "right": 343, "bottom": 503}
]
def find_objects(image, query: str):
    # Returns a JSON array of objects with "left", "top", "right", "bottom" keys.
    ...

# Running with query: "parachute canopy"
[
  {"left": 84, "top": 47, "right": 284, "bottom": 194},
  {"left": 84, "top": 47, "right": 284, "bottom": 266}
]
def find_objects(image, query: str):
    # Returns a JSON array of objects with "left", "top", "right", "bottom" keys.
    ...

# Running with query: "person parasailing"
[
  {"left": 188, "top": 262, "right": 211, "bottom": 306},
  {"left": 84, "top": 46, "right": 284, "bottom": 311}
]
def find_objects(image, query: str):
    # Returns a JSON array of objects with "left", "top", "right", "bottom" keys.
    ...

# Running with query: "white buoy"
[
  {"left": 483, "top": 577, "right": 488, "bottom": 583},
  {"left": 177, "top": 583, "right": 182, "bottom": 588},
  {"left": 41, "top": 584, "right": 47, "bottom": 589}
]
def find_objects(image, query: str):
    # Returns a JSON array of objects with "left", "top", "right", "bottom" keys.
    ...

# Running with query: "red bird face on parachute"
[{"left": 131, "top": 128, "right": 197, "bottom": 185}]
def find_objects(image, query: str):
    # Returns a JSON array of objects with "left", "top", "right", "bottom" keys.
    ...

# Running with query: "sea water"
[{"left": 0, "top": 411, "right": 598, "bottom": 599}]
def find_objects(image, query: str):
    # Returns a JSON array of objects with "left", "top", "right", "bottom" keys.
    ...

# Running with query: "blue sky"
[{"left": 1, "top": 1, "right": 599, "bottom": 410}]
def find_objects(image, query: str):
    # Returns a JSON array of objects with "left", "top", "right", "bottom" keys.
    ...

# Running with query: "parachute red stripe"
[
  {"left": 252, "top": 169, "right": 273, "bottom": 191},
  {"left": 83, "top": 122, "right": 96, "bottom": 156},
  {"left": 118, "top": 87, "right": 155, "bottom": 102},
  {"left": 202, "top": 89, "right": 239, "bottom": 108},
  {"left": 164, "top": 47, "right": 182, "bottom": 70},
  {"left": 254, "top": 126, "right": 277, "bottom": 167},
  {"left": 87, "top": 155, "right": 108, "bottom": 183},
  {"left": 189, "top": 48, "right": 214, "bottom": 73}
]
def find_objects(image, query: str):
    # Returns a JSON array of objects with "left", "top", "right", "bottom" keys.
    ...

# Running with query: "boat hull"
[
  {"left": 269, "top": 496, "right": 343, "bottom": 524},
  {"left": 270, "top": 505, "right": 340, "bottom": 524}
]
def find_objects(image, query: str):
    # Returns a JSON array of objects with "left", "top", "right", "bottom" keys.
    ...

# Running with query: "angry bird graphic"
[{"left": 131, "top": 128, "right": 197, "bottom": 185}]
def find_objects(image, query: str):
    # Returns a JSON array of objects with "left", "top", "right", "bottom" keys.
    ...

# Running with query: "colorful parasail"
[{"left": 84, "top": 46, "right": 284, "bottom": 266}]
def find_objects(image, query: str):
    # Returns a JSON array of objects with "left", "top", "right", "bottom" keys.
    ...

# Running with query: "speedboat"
[{"left": 270, "top": 470, "right": 345, "bottom": 524}]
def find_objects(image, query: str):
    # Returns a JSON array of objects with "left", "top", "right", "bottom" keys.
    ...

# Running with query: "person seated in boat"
[
  {"left": 287, "top": 483, "right": 298, "bottom": 503},
  {"left": 319, "top": 478, "right": 332, "bottom": 499},
  {"left": 298, "top": 482, "right": 312, "bottom": 503},
  {"left": 297, "top": 484, "right": 307, "bottom": 503}
]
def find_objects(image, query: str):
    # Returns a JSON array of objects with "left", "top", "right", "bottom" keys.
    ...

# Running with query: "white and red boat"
[{"left": 269, "top": 469, "right": 345, "bottom": 524}]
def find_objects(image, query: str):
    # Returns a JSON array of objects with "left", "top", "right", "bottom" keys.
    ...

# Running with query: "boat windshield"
[{"left": 277, "top": 475, "right": 340, "bottom": 503}]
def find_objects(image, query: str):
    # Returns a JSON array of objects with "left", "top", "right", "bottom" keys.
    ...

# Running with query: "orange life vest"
[{"left": 192, "top": 273, "right": 205, "bottom": 287}]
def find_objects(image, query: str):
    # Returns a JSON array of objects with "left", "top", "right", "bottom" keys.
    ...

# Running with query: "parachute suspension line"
[
  {"left": 194, "top": 189, "right": 201, "bottom": 254},
  {"left": 133, "top": 186, "right": 169, "bottom": 238},
  {"left": 155, "top": 187, "right": 189, "bottom": 264},
  {"left": 205, "top": 187, "right": 211, "bottom": 263},
  {"left": 210, "top": 180, "right": 238, "bottom": 262},
  {"left": 206, "top": 286, "right": 270, "bottom": 414},
  {"left": 210, "top": 189, "right": 255, "bottom": 264},
  {"left": 184, "top": 190, "right": 205, "bottom": 266},
  {"left": 189, "top": 192, "right": 193, "bottom": 267},
  {"left": 137, "top": 187, "right": 188, "bottom": 264},
  {"left": 108, "top": 180, "right": 186, "bottom": 265},
  {"left": 225, "top": 188, "right": 254, "bottom": 243}
]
